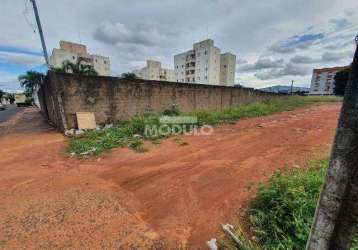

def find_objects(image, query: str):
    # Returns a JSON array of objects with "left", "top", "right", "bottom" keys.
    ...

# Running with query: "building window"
[
  {"left": 104, "top": 60, "right": 107, "bottom": 64},
  {"left": 204, "top": 50, "right": 207, "bottom": 55}
]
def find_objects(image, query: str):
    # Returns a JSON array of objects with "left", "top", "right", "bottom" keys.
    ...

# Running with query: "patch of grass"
[
  {"left": 303, "top": 95, "right": 343, "bottom": 103},
  {"left": 129, "top": 138, "right": 148, "bottom": 153},
  {"left": 67, "top": 96, "right": 341, "bottom": 156},
  {"left": 194, "top": 96, "right": 342, "bottom": 126},
  {"left": 68, "top": 115, "right": 161, "bottom": 156},
  {"left": 246, "top": 158, "right": 358, "bottom": 250},
  {"left": 217, "top": 225, "right": 261, "bottom": 250}
]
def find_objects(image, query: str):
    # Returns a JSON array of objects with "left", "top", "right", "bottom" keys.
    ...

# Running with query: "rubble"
[{"left": 206, "top": 238, "right": 218, "bottom": 250}]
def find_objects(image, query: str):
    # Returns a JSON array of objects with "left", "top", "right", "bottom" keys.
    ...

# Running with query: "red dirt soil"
[{"left": 0, "top": 104, "right": 341, "bottom": 249}]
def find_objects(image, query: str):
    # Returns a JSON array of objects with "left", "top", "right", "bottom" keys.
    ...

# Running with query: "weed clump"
[{"left": 247, "top": 159, "right": 358, "bottom": 249}]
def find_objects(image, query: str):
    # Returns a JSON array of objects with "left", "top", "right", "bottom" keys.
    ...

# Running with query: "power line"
[{"left": 23, "top": 0, "right": 36, "bottom": 33}]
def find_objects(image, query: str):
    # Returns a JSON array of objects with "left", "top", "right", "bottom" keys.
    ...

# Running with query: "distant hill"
[{"left": 259, "top": 85, "right": 310, "bottom": 94}]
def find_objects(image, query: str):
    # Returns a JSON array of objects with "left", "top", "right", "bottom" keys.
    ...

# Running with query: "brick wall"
[{"left": 41, "top": 71, "right": 281, "bottom": 131}]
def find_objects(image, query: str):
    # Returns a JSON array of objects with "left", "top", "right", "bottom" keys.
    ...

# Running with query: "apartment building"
[
  {"left": 49, "top": 41, "right": 111, "bottom": 76},
  {"left": 309, "top": 66, "right": 349, "bottom": 95},
  {"left": 220, "top": 53, "right": 236, "bottom": 85},
  {"left": 174, "top": 39, "right": 236, "bottom": 86},
  {"left": 132, "top": 60, "right": 175, "bottom": 82}
]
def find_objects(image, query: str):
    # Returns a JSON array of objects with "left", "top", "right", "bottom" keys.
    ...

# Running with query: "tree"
[
  {"left": 306, "top": 38, "right": 358, "bottom": 249},
  {"left": 334, "top": 67, "right": 351, "bottom": 96},
  {"left": 120, "top": 72, "right": 138, "bottom": 80},
  {"left": 55, "top": 57, "right": 98, "bottom": 76},
  {"left": 7, "top": 93, "right": 15, "bottom": 104},
  {"left": 0, "top": 89, "right": 3, "bottom": 104},
  {"left": 18, "top": 71, "right": 45, "bottom": 97}
]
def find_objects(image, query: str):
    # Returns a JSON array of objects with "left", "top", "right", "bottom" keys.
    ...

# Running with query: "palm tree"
[
  {"left": 56, "top": 57, "right": 98, "bottom": 76},
  {"left": 18, "top": 71, "right": 45, "bottom": 97}
]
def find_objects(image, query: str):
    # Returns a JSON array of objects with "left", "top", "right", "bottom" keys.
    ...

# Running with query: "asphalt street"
[{"left": 0, "top": 104, "right": 23, "bottom": 123}]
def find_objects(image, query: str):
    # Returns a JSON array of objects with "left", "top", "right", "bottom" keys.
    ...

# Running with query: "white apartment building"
[
  {"left": 174, "top": 39, "right": 236, "bottom": 86},
  {"left": 49, "top": 41, "right": 111, "bottom": 76},
  {"left": 310, "top": 66, "right": 349, "bottom": 95},
  {"left": 132, "top": 60, "right": 175, "bottom": 82}
]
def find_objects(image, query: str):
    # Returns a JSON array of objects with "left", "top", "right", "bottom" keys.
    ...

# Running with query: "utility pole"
[
  {"left": 30, "top": 0, "right": 49, "bottom": 66},
  {"left": 306, "top": 35, "right": 358, "bottom": 249},
  {"left": 291, "top": 80, "right": 294, "bottom": 95}
]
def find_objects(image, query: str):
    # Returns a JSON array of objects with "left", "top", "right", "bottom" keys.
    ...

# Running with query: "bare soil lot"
[{"left": 0, "top": 104, "right": 340, "bottom": 249}]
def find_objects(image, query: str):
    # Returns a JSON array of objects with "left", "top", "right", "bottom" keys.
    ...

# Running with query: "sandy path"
[{"left": 0, "top": 104, "right": 341, "bottom": 249}]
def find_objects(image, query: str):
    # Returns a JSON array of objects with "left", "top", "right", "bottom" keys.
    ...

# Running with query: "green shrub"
[
  {"left": 25, "top": 97, "right": 34, "bottom": 106},
  {"left": 248, "top": 159, "right": 358, "bottom": 250},
  {"left": 68, "top": 114, "right": 160, "bottom": 156},
  {"left": 129, "top": 138, "right": 148, "bottom": 153},
  {"left": 163, "top": 103, "right": 180, "bottom": 116}
]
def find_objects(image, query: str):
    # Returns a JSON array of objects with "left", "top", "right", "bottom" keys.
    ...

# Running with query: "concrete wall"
[{"left": 41, "top": 71, "right": 281, "bottom": 131}]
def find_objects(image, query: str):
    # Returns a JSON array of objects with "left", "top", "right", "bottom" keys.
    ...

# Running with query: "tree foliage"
[
  {"left": 7, "top": 93, "right": 15, "bottom": 104},
  {"left": 18, "top": 71, "right": 45, "bottom": 97},
  {"left": 55, "top": 57, "right": 98, "bottom": 76},
  {"left": 334, "top": 67, "right": 351, "bottom": 96},
  {"left": 0, "top": 89, "right": 3, "bottom": 103},
  {"left": 120, "top": 72, "right": 138, "bottom": 80}
]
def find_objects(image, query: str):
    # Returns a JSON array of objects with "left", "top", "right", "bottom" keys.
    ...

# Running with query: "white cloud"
[
  {"left": 94, "top": 21, "right": 170, "bottom": 47},
  {"left": 0, "top": 51, "right": 44, "bottom": 68},
  {"left": 238, "top": 58, "right": 284, "bottom": 72},
  {"left": 1, "top": 0, "right": 358, "bottom": 88},
  {"left": 0, "top": 70, "right": 21, "bottom": 92},
  {"left": 255, "top": 63, "right": 310, "bottom": 80}
]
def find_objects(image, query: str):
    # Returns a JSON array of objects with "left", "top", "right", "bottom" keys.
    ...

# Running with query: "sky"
[{"left": 1, "top": 0, "right": 358, "bottom": 92}]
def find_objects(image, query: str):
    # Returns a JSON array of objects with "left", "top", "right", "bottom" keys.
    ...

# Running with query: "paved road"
[{"left": 0, "top": 104, "right": 23, "bottom": 123}]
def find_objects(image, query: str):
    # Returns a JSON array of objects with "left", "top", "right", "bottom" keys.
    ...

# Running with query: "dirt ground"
[{"left": 0, "top": 104, "right": 341, "bottom": 249}]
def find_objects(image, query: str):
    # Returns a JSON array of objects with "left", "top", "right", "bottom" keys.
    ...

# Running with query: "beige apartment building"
[
  {"left": 220, "top": 53, "right": 236, "bottom": 85},
  {"left": 49, "top": 41, "right": 111, "bottom": 76},
  {"left": 174, "top": 39, "right": 236, "bottom": 86},
  {"left": 132, "top": 60, "right": 175, "bottom": 82},
  {"left": 309, "top": 66, "right": 349, "bottom": 95}
]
